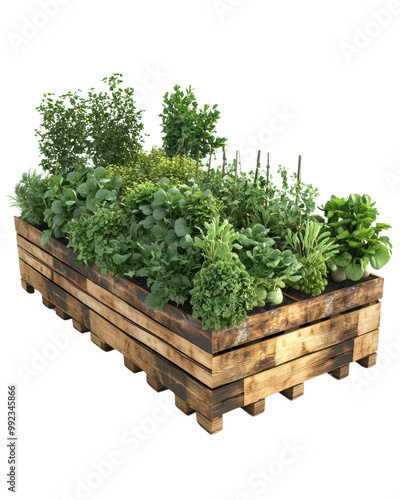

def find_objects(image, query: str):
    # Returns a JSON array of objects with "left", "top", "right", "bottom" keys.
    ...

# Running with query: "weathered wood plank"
[
  {"left": 91, "top": 333, "right": 114, "bottom": 351},
  {"left": 243, "top": 340, "right": 354, "bottom": 405},
  {"left": 280, "top": 383, "right": 304, "bottom": 400},
  {"left": 357, "top": 352, "right": 377, "bottom": 368},
  {"left": 329, "top": 364, "right": 350, "bottom": 380},
  {"left": 196, "top": 413, "right": 223, "bottom": 435},
  {"left": 17, "top": 236, "right": 212, "bottom": 370},
  {"left": 353, "top": 329, "right": 379, "bottom": 362},
  {"left": 124, "top": 357, "right": 142, "bottom": 373},
  {"left": 242, "top": 399, "right": 265, "bottom": 416},
  {"left": 212, "top": 303, "right": 381, "bottom": 386},
  {"left": 18, "top": 248, "right": 214, "bottom": 387},
  {"left": 15, "top": 217, "right": 213, "bottom": 353},
  {"left": 175, "top": 395, "right": 195, "bottom": 415}
]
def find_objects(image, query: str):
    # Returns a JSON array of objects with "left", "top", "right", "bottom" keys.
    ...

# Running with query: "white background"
[{"left": 1, "top": 1, "right": 400, "bottom": 499}]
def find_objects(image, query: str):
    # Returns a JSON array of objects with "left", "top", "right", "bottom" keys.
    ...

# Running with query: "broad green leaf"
[
  {"left": 345, "top": 261, "right": 363, "bottom": 281},
  {"left": 175, "top": 218, "right": 191, "bottom": 237},
  {"left": 370, "top": 244, "right": 391, "bottom": 270}
]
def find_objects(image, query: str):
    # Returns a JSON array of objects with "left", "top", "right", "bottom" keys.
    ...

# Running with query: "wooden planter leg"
[
  {"left": 21, "top": 279, "right": 34, "bottom": 294},
  {"left": 55, "top": 307, "right": 71, "bottom": 320},
  {"left": 329, "top": 364, "right": 350, "bottom": 380},
  {"left": 242, "top": 399, "right": 265, "bottom": 416},
  {"left": 357, "top": 352, "right": 377, "bottom": 368},
  {"left": 175, "top": 395, "right": 195, "bottom": 415},
  {"left": 146, "top": 375, "right": 167, "bottom": 392},
  {"left": 42, "top": 296, "right": 55, "bottom": 309},
  {"left": 196, "top": 413, "right": 223, "bottom": 435},
  {"left": 72, "top": 319, "right": 89, "bottom": 333},
  {"left": 124, "top": 357, "right": 142, "bottom": 374},
  {"left": 90, "top": 333, "right": 114, "bottom": 352},
  {"left": 280, "top": 383, "right": 304, "bottom": 400}
]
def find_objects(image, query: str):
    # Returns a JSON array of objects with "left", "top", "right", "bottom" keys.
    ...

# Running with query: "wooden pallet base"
[{"left": 15, "top": 217, "right": 383, "bottom": 435}]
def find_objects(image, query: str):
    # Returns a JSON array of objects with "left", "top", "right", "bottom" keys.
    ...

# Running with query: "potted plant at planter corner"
[{"left": 10, "top": 75, "right": 392, "bottom": 434}]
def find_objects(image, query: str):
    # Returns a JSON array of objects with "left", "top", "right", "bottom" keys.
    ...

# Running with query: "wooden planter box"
[{"left": 15, "top": 217, "right": 383, "bottom": 434}]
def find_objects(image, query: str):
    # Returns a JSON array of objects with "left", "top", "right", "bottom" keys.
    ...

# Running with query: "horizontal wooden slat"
[
  {"left": 243, "top": 340, "right": 354, "bottom": 405},
  {"left": 17, "top": 237, "right": 212, "bottom": 370},
  {"left": 212, "top": 303, "right": 381, "bottom": 385},
  {"left": 353, "top": 329, "right": 379, "bottom": 361},
  {"left": 18, "top": 255, "right": 214, "bottom": 387}
]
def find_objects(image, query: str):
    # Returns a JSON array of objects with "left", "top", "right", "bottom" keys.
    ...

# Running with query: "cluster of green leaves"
[
  {"left": 106, "top": 147, "right": 199, "bottom": 195},
  {"left": 322, "top": 194, "right": 392, "bottom": 281},
  {"left": 191, "top": 217, "right": 257, "bottom": 330},
  {"left": 236, "top": 224, "right": 302, "bottom": 306},
  {"left": 160, "top": 85, "right": 227, "bottom": 159},
  {"left": 122, "top": 180, "right": 222, "bottom": 309},
  {"left": 35, "top": 74, "right": 144, "bottom": 174},
  {"left": 10, "top": 171, "right": 50, "bottom": 227},
  {"left": 285, "top": 222, "right": 339, "bottom": 296},
  {"left": 66, "top": 204, "right": 132, "bottom": 275},
  {"left": 42, "top": 167, "right": 122, "bottom": 244}
]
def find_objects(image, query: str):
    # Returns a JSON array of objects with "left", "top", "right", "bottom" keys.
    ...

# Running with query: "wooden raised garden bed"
[{"left": 15, "top": 216, "right": 384, "bottom": 434}]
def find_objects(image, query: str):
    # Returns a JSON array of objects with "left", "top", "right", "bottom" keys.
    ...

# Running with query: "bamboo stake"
[
  {"left": 255, "top": 150, "right": 261, "bottom": 181},
  {"left": 297, "top": 154, "right": 301, "bottom": 183},
  {"left": 233, "top": 150, "right": 239, "bottom": 200},
  {"left": 206, "top": 151, "right": 212, "bottom": 182},
  {"left": 264, "top": 152, "right": 270, "bottom": 209},
  {"left": 222, "top": 147, "right": 226, "bottom": 177},
  {"left": 195, "top": 151, "right": 200, "bottom": 180}
]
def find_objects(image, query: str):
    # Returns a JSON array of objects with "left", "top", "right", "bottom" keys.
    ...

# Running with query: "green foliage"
[
  {"left": 322, "top": 194, "right": 392, "bottom": 280},
  {"left": 106, "top": 147, "right": 199, "bottom": 195},
  {"left": 194, "top": 216, "right": 242, "bottom": 262},
  {"left": 191, "top": 260, "right": 257, "bottom": 330},
  {"left": 237, "top": 225, "right": 302, "bottom": 306},
  {"left": 262, "top": 166, "right": 320, "bottom": 242},
  {"left": 87, "top": 74, "right": 144, "bottom": 167},
  {"left": 66, "top": 204, "right": 131, "bottom": 275},
  {"left": 35, "top": 90, "right": 88, "bottom": 174},
  {"left": 10, "top": 170, "right": 50, "bottom": 227},
  {"left": 35, "top": 74, "right": 144, "bottom": 175},
  {"left": 42, "top": 167, "right": 122, "bottom": 244},
  {"left": 285, "top": 222, "right": 339, "bottom": 296},
  {"left": 160, "top": 85, "right": 227, "bottom": 159}
]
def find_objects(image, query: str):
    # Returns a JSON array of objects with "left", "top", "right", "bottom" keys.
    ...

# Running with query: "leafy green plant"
[
  {"left": 87, "top": 74, "right": 144, "bottom": 167},
  {"left": 322, "top": 194, "right": 392, "bottom": 281},
  {"left": 160, "top": 85, "right": 227, "bottom": 159},
  {"left": 236, "top": 225, "right": 302, "bottom": 306},
  {"left": 191, "top": 259, "right": 257, "bottom": 330},
  {"left": 106, "top": 147, "right": 199, "bottom": 195},
  {"left": 42, "top": 167, "right": 122, "bottom": 244},
  {"left": 67, "top": 204, "right": 132, "bottom": 275},
  {"left": 285, "top": 221, "right": 339, "bottom": 296},
  {"left": 191, "top": 216, "right": 257, "bottom": 330},
  {"left": 10, "top": 170, "right": 50, "bottom": 227},
  {"left": 35, "top": 90, "right": 89, "bottom": 174}
]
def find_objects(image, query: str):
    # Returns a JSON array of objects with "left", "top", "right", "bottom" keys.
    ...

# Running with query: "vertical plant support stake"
[
  {"left": 206, "top": 152, "right": 212, "bottom": 182},
  {"left": 222, "top": 147, "right": 227, "bottom": 177},
  {"left": 233, "top": 150, "right": 239, "bottom": 200},
  {"left": 255, "top": 150, "right": 261, "bottom": 181},
  {"left": 265, "top": 152, "right": 270, "bottom": 209},
  {"left": 195, "top": 151, "right": 200, "bottom": 180},
  {"left": 297, "top": 154, "right": 302, "bottom": 183}
]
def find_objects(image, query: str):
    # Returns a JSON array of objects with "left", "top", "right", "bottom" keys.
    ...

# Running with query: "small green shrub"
[{"left": 10, "top": 170, "right": 50, "bottom": 227}]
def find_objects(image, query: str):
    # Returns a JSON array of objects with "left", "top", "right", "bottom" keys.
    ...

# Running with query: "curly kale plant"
[
  {"left": 322, "top": 194, "right": 392, "bottom": 282},
  {"left": 10, "top": 170, "right": 50, "bottom": 227},
  {"left": 191, "top": 217, "right": 257, "bottom": 330}
]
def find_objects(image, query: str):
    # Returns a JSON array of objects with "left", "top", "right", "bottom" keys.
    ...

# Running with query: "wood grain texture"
[
  {"left": 55, "top": 307, "right": 71, "bottom": 320},
  {"left": 357, "top": 352, "right": 377, "bottom": 368},
  {"left": 91, "top": 332, "right": 114, "bottom": 352},
  {"left": 72, "top": 319, "right": 89, "bottom": 333},
  {"left": 42, "top": 297, "right": 55, "bottom": 309},
  {"left": 124, "top": 357, "right": 142, "bottom": 373},
  {"left": 280, "top": 383, "right": 304, "bottom": 400},
  {"left": 353, "top": 329, "right": 379, "bottom": 361},
  {"left": 146, "top": 375, "right": 167, "bottom": 392},
  {"left": 242, "top": 399, "right": 265, "bottom": 416},
  {"left": 21, "top": 279, "right": 34, "bottom": 294},
  {"left": 243, "top": 340, "right": 354, "bottom": 405},
  {"left": 196, "top": 413, "right": 223, "bottom": 435},
  {"left": 175, "top": 395, "right": 195, "bottom": 415},
  {"left": 329, "top": 364, "right": 350, "bottom": 380}
]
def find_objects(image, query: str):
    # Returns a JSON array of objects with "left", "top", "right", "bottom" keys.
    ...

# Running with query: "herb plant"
[
  {"left": 10, "top": 170, "right": 50, "bottom": 227},
  {"left": 160, "top": 85, "right": 227, "bottom": 159},
  {"left": 322, "top": 194, "right": 392, "bottom": 281},
  {"left": 285, "top": 222, "right": 339, "bottom": 296}
]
